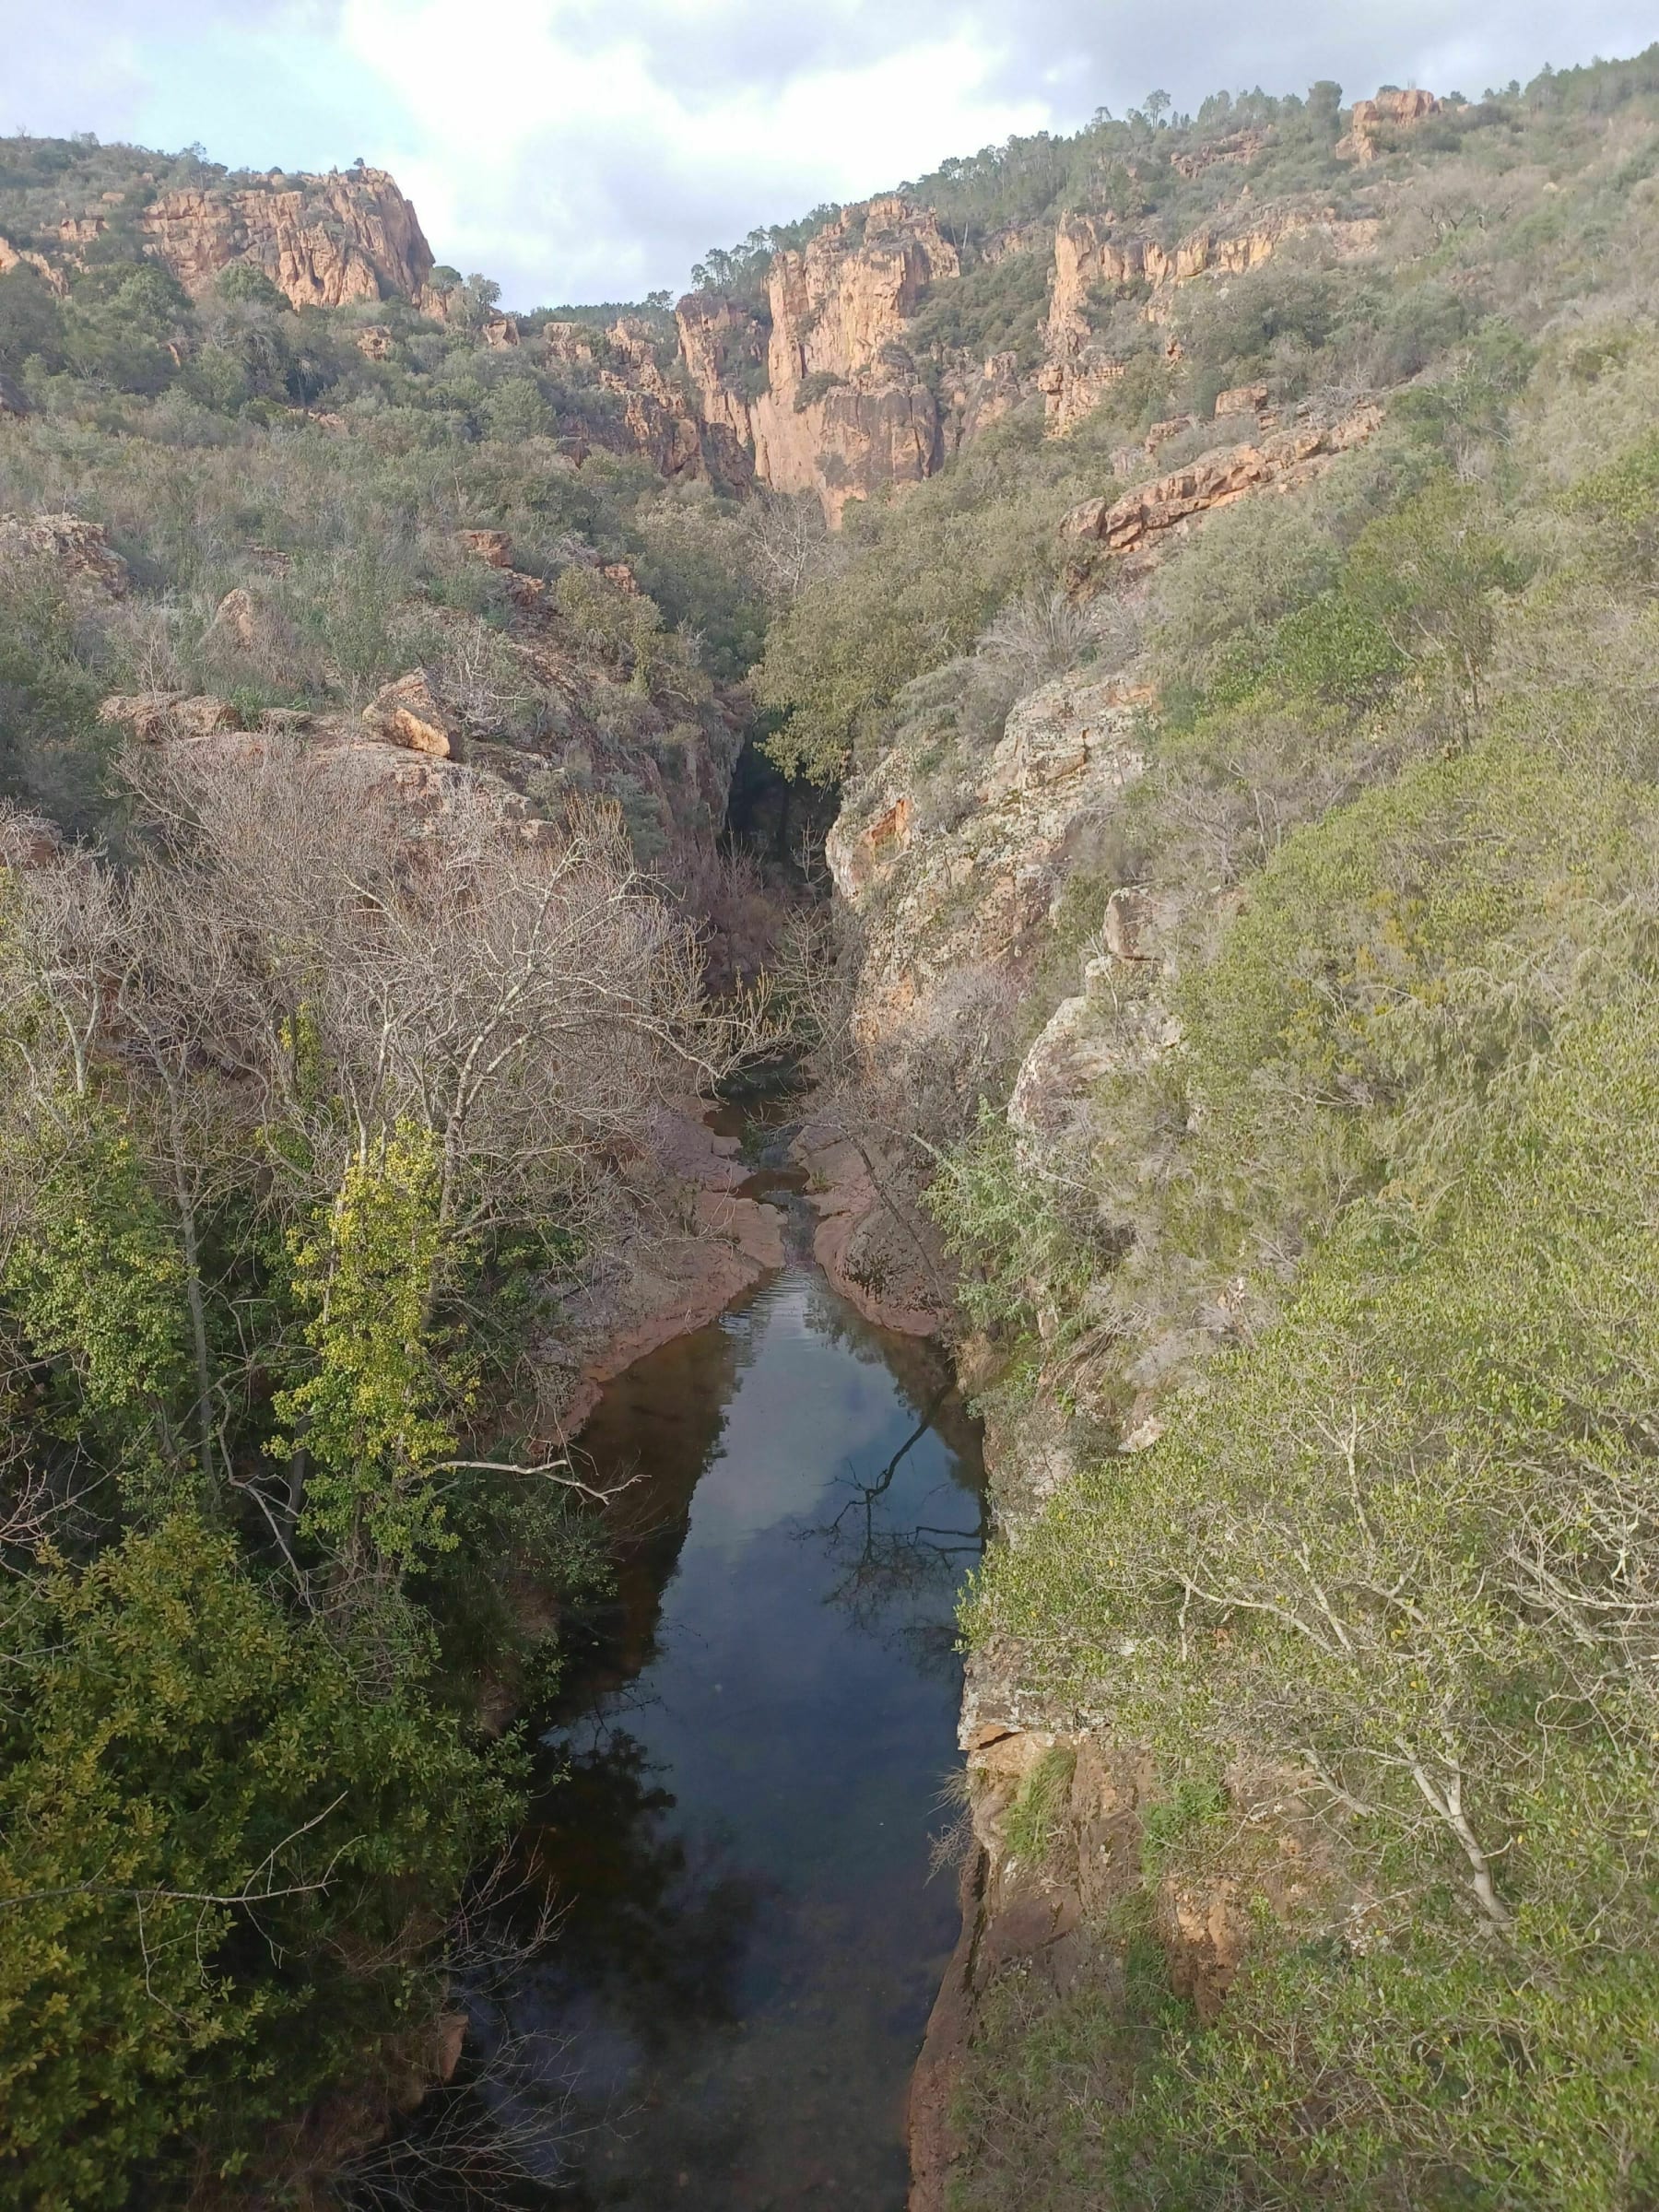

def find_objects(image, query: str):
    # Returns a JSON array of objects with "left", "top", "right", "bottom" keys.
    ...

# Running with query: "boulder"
[
  {"left": 0, "top": 512, "right": 129, "bottom": 596},
  {"left": 99, "top": 692, "right": 241, "bottom": 743},
  {"left": 205, "top": 586, "right": 260, "bottom": 653},
  {"left": 1214, "top": 381, "right": 1268, "bottom": 418},
  {"left": 460, "top": 527, "right": 514, "bottom": 569},
  {"left": 1103, "top": 887, "right": 1153, "bottom": 961},
  {"left": 360, "top": 669, "right": 465, "bottom": 759}
]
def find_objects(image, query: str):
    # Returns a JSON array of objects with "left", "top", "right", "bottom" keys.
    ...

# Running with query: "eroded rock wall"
[{"left": 53, "top": 169, "right": 437, "bottom": 307}]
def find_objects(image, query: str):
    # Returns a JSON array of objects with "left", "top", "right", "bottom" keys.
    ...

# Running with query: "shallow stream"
[{"left": 462, "top": 1124, "right": 984, "bottom": 2207}]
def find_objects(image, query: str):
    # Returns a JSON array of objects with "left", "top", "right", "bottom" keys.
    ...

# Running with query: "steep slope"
[
  {"left": 549, "top": 78, "right": 1438, "bottom": 520},
  {"left": 761, "top": 47, "right": 1659, "bottom": 2212}
]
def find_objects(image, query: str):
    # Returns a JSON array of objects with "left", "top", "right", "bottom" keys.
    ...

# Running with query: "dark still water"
[{"left": 465, "top": 1175, "right": 984, "bottom": 2208}]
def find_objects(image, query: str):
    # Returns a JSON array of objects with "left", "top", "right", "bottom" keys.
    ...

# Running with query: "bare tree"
[
  {"left": 0, "top": 745, "right": 771, "bottom": 1566},
  {"left": 744, "top": 491, "right": 845, "bottom": 605}
]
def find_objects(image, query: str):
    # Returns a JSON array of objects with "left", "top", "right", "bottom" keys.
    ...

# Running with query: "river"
[{"left": 441, "top": 1122, "right": 984, "bottom": 2207}]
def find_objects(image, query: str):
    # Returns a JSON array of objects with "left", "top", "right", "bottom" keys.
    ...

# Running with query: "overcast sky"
[{"left": 8, "top": 1, "right": 1655, "bottom": 306}]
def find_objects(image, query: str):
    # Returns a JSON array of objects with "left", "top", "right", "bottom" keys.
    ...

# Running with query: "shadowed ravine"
[{"left": 439, "top": 1141, "right": 984, "bottom": 2206}]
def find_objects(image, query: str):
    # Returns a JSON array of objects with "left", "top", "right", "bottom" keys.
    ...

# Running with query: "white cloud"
[{"left": 337, "top": 0, "right": 1049, "bottom": 300}]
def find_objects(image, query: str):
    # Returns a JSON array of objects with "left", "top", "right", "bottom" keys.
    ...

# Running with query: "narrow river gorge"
[{"left": 433, "top": 1117, "right": 984, "bottom": 2206}]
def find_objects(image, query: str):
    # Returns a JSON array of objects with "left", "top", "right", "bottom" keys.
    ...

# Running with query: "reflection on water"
[{"left": 460, "top": 1173, "right": 984, "bottom": 2209}]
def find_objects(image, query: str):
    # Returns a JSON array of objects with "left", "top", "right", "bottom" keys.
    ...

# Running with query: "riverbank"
[
  {"left": 559, "top": 1100, "right": 788, "bottom": 1433},
  {"left": 791, "top": 1119, "right": 947, "bottom": 1339}
]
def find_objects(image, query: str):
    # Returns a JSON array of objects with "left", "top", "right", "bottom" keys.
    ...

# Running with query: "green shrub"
[{"left": 0, "top": 1517, "right": 512, "bottom": 2205}]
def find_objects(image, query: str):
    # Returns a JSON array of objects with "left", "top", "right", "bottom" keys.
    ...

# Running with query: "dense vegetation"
[
  {"left": 0, "top": 134, "right": 782, "bottom": 2207},
  {"left": 774, "top": 55, "right": 1659, "bottom": 2212}
]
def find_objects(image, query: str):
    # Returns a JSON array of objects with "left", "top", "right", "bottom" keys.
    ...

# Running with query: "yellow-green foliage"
[
  {"left": 926, "top": 1107, "right": 1101, "bottom": 1345},
  {"left": 273, "top": 1122, "right": 470, "bottom": 1568},
  {"left": 949, "top": 294, "right": 1659, "bottom": 2203},
  {"left": 1, "top": 1107, "right": 194, "bottom": 1513},
  {"left": 756, "top": 414, "right": 1133, "bottom": 783},
  {"left": 968, "top": 977, "right": 1659, "bottom": 2204},
  {"left": 1004, "top": 1746, "right": 1077, "bottom": 1867}
]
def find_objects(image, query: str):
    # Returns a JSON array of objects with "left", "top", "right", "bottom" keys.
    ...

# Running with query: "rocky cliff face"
[
  {"left": 1338, "top": 86, "right": 1441, "bottom": 162},
  {"left": 806, "top": 347, "right": 1400, "bottom": 2194},
  {"left": 138, "top": 169, "right": 432, "bottom": 305},
  {"left": 41, "top": 169, "right": 436, "bottom": 308},
  {"left": 827, "top": 668, "right": 1153, "bottom": 1032},
  {"left": 1040, "top": 203, "right": 1379, "bottom": 433},
  {"left": 1062, "top": 396, "right": 1382, "bottom": 559},
  {"left": 544, "top": 318, "right": 712, "bottom": 482},
  {"left": 593, "top": 120, "right": 1400, "bottom": 517},
  {"left": 671, "top": 197, "right": 960, "bottom": 524}
]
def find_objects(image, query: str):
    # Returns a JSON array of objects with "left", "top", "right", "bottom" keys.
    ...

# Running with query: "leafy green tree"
[
  {"left": 273, "top": 1123, "right": 469, "bottom": 1570},
  {"left": 1562, "top": 428, "right": 1659, "bottom": 581},
  {"left": 482, "top": 374, "right": 556, "bottom": 441},
  {"left": 0, "top": 264, "right": 65, "bottom": 376},
  {"left": 2, "top": 1105, "right": 194, "bottom": 1517},
  {"left": 0, "top": 1516, "right": 512, "bottom": 2207},
  {"left": 1344, "top": 476, "right": 1530, "bottom": 719},
  {"left": 214, "top": 261, "right": 289, "bottom": 311}
]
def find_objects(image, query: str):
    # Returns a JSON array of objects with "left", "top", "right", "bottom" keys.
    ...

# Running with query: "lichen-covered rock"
[
  {"left": 99, "top": 691, "right": 241, "bottom": 742},
  {"left": 1009, "top": 968, "right": 1181, "bottom": 1142},
  {"left": 828, "top": 670, "right": 1148, "bottom": 1034},
  {"left": 0, "top": 512, "right": 129, "bottom": 596},
  {"left": 202, "top": 587, "right": 262, "bottom": 654}
]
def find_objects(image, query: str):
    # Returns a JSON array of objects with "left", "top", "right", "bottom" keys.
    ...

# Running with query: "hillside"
[{"left": 3, "top": 41, "right": 1659, "bottom": 2210}]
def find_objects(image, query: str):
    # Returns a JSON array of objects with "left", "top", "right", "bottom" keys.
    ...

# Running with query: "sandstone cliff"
[
  {"left": 672, "top": 197, "right": 960, "bottom": 524},
  {"left": 594, "top": 141, "right": 1395, "bottom": 516},
  {"left": 41, "top": 168, "right": 436, "bottom": 308},
  {"left": 1337, "top": 86, "right": 1441, "bottom": 162}
]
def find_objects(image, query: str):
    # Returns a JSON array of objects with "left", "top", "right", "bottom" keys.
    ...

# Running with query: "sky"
[{"left": 6, "top": 1, "right": 1655, "bottom": 307}]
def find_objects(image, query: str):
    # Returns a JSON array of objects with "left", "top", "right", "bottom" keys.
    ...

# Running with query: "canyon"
[
  {"left": 1, "top": 99, "right": 1426, "bottom": 524},
  {"left": 6, "top": 49, "right": 1643, "bottom": 2212}
]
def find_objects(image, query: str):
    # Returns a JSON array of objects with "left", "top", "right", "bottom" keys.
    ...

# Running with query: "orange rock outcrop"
[
  {"left": 0, "top": 233, "right": 65, "bottom": 293},
  {"left": 136, "top": 168, "right": 432, "bottom": 305},
  {"left": 1041, "top": 205, "right": 1379, "bottom": 432},
  {"left": 676, "top": 197, "right": 959, "bottom": 524},
  {"left": 1338, "top": 88, "right": 1441, "bottom": 162},
  {"left": 1061, "top": 402, "right": 1382, "bottom": 557}
]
